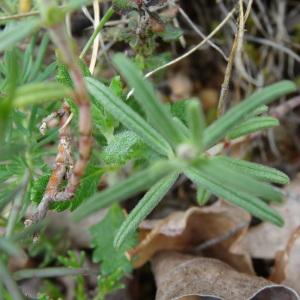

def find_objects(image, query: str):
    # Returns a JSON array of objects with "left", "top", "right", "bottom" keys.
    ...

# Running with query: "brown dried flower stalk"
[
  {"left": 27, "top": 3, "right": 92, "bottom": 222},
  {"left": 27, "top": 102, "right": 74, "bottom": 223}
]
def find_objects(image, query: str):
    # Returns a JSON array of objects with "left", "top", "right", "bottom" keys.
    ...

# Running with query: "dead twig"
[{"left": 26, "top": 102, "right": 74, "bottom": 223}]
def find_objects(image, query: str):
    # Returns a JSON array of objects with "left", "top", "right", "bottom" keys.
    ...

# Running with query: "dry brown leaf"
[
  {"left": 270, "top": 227, "right": 300, "bottom": 293},
  {"left": 152, "top": 251, "right": 299, "bottom": 300},
  {"left": 130, "top": 201, "right": 253, "bottom": 274},
  {"left": 235, "top": 176, "right": 300, "bottom": 259}
]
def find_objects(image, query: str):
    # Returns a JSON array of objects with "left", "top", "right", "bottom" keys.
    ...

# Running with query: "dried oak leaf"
[
  {"left": 270, "top": 227, "right": 300, "bottom": 293},
  {"left": 129, "top": 201, "right": 253, "bottom": 274},
  {"left": 152, "top": 251, "right": 299, "bottom": 300},
  {"left": 234, "top": 175, "right": 300, "bottom": 259}
]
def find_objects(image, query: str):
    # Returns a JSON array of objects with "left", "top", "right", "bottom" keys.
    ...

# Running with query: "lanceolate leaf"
[
  {"left": 172, "top": 117, "right": 191, "bottom": 139},
  {"left": 250, "top": 105, "right": 269, "bottom": 116},
  {"left": 203, "top": 81, "right": 297, "bottom": 148},
  {"left": 86, "top": 77, "right": 173, "bottom": 157},
  {"left": 28, "top": 34, "right": 50, "bottom": 82},
  {"left": 114, "top": 173, "right": 178, "bottom": 248},
  {"left": 113, "top": 54, "right": 184, "bottom": 146},
  {"left": 196, "top": 185, "right": 211, "bottom": 206},
  {"left": 13, "top": 82, "right": 72, "bottom": 107},
  {"left": 186, "top": 99, "right": 206, "bottom": 150},
  {"left": 186, "top": 167, "right": 283, "bottom": 226},
  {"left": 227, "top": 116, "right": 279, "bottom": 139},
  {"left": 214, "top": 156, "right": 289, "bottom": 184},
  {"left": 194, "top": 158, "right": 283, "bottom": 203},
  {"left": 72, "top": 160, "right": 181, "bottom": 221},
  {"left": 0, "top": 19, "right": 40, "bottom": 52}
]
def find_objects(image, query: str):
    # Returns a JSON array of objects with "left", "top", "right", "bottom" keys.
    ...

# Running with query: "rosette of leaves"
[{"left": 73, "top": 54, "right": 297, "bottom": 249}]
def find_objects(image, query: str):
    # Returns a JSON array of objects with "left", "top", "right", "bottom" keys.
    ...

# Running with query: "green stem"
[
  {"left": 79, "top": 6, "right": 114, "bottom": 59},
  {"left": 14, "top": 267, "right": 96, "bottom": 281},
  {"left": 0, "top": 11, "right": 39, "bottom": 23}
]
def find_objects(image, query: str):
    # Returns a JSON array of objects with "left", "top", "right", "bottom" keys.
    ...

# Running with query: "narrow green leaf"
[
  {"left": 0, "top": 19, "right": 40, "bottom": 52},
  {"left": 13, "top": 82, "right": 72, "bottom": 107},
  {"left": 251, "top": 105, "right": 269, "bottom": 116},
  {"left": 72, "top": 160, "right": 181, "bottom": 221},
  {"left": 114, "top": 173, "right": 178, "bottom": 248},
  {"left": 194, "top": 158, "right": 283, "bottom": 203},
  {"left": 214, "top": 156, "right": 289, "bottom": 184},
  {"left": 227, "top": 116, "right": 279, "bottom": 139},
  {"left": 186, "top": 99, "right": 206, "bottom": 150},
  {"left": 0, "top": 260, "right": 23, "bottom": 300},
  {"left": 186, "top": 167, "right": 284, "bottom": 226},
  {"left": 172, "top": 117, "right": 191, "bottom": 139},
  {"left": 204, "top": 81, "right": 297, "bottom": 148},
  {"left": 34, "top": 62, "right": 56, "bottom": 82},
  {"left": 28, "top": 33, "right": 50, "bottom": 81},
  {"left": 0, "top": 238, "right": 22, "bottom": 257},
  {"left": 196, "top": 185, "right": 211, "bottom": 206},
  {"left": 86, "top": 77, "right": 173, "bottom": 157},
  {"left": 113, "top": 54, "right": 184, "bottom": 146}
]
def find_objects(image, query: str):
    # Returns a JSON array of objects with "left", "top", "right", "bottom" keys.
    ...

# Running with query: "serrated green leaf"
[
  {"left": 0, "top": 19, "right": 40, "bottom": 52},
  {"left": 214, "top": 156, "right": 289, "bottom": 185},
  {"left": 227, "top": 116, "right": 279, "bottom": 139},
  {"left": 90, "top": 204, "right": 136, "bottom": 275},
  {"left": 13, "top": 82, "right": 72, "bottom": 107},
  {"left": 204, "top": 81, "right": 297, "bottom": 148},
  {"left": 67, "top": 166, "right": 103, "bottom": 211},
  {"left": 86, "top": 77, "right": 173, "bottom": 157},
  {"left": 114, "top": 173, "right": 178, "bottom": 248},
  {"left": 158, "top": 24, "right": 183, "bottom": 41},
  {"left": 31, "top": 165, "right": 102, "bottom": 212},
  {"left": 113, "top": 54, "right": 184, "bottom": 146},
  {"left": 109, "top": 76, "right": 123, "bottom": 98},
  {"left": 186, "top": 166, "right": 284, "bottom": 226},
  {"left": 31, "top": 174, "right": 50, "bottom": 205},
  {"left": 171, "top": 100, "right": 189, "bottom": 124},
  {"left": 72, "top": 160, "right": 182, "bottom": 221},
  {"left": 101, "top": 130, "right": 147, "bottom": 167},
  {"left": 56, "top": 62, "right": 73, "bottom": 87}
]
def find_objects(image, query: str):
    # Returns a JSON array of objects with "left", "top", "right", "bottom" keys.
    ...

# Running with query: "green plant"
[
  {"left": 73, "top": 54, "right": 296, "bottom": 249},
  {"left": 0, "top": 0, "right": 298, "bottom": 298}
]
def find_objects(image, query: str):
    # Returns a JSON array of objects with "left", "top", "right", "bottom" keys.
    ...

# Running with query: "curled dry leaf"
[
  {"left": 270, "top": 227, "right": 300, "bottom": 293},
  {"left": 235, "top": 175, "right": 300, "bottom": 259},
  {"left": 129, "top": 201, "right": 253, "bottom": 274},
  {"left": 152, "top": 251, "right": 300, "bottom": 300}
]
